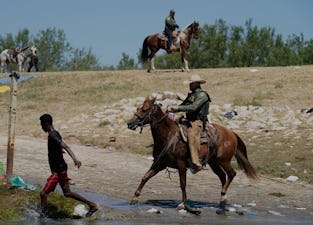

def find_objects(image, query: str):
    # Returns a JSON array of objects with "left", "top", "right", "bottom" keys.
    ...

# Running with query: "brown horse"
[
  {"left": 127, "top": 97, "right": 257, "bottom": 214},
  {"left": 141, "top": 22, "right": 200, "bottom": 72}
]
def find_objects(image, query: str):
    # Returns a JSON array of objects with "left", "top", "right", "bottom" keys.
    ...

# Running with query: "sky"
[{"left": 1, "top": 0, "right": 312, "bottom": 66}]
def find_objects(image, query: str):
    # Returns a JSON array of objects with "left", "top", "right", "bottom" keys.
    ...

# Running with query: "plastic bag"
[{"left": 9, "top": 175, "right": 37, "bottom": 190}]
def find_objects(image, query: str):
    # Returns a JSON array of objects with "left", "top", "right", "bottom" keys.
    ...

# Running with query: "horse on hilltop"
[
  {"left": 127, "top": 97, "right": 257, "bottom": 214},
  {"left": 0, "top": 45, "right": 38, "bottom": 73},
  {"left": 141, "top": 21, "right": 200, "bottom": 72}
]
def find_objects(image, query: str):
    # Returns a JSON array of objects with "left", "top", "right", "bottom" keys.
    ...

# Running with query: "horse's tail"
[
  {"left": 234, "top": 133, "right": 258, "bottom": 179},
  {"left": 141, "top": 36, "right": 149, "bottom": 62}
]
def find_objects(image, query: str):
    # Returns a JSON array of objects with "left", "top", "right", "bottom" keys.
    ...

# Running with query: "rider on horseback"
[
  {"left": 164, "top": 9, "right": 179, "bottom": 52},
  {"left": 168, "top": 74, "right": 211, "bottom": 174}
]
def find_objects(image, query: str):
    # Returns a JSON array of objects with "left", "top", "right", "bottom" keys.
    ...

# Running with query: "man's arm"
[
  {"left": 178, "top": 92, "right": 209, "bottom": 113},
  {"left": 61, "top": 141, "right": 82, "bottom": 168}
]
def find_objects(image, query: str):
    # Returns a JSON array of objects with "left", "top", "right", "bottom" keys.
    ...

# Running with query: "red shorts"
[{"left": 43, "top": 171, "right": 71, "bottom": 193}]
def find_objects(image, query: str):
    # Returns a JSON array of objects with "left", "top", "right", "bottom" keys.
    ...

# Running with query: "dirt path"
[{"left": 1, "top": 134, "right": 313, "bottom": 218}]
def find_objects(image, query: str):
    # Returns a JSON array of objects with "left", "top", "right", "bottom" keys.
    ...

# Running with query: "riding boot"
[{"left": 187, "top": 121, "right": 202, "bottom": 174}]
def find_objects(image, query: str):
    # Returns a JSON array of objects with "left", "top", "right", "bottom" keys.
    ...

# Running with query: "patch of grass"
[
  {"left": 98, "top": 120, "right": 111, "bottom": 127},
  {"left": 0, "top": 184, "right": 85, "bottom": 221},
  {"left": 269, "top": 192, "right": 286, "bottom": 197},
  {"left": 232, "top": 94, "right": 262, "bottom": 106},
  {"left": 274, "top": 81, "right": 283, "bottom": 89}
]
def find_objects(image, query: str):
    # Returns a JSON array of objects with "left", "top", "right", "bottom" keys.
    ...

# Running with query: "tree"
[
  {"left": 33, "top": 27, "right": 72, "bottom": 71},
  {"left": 65, "top": 48, "right": 100, "bottom": 71},
  {"left": 227, "top": 25, "right": 245, "bottom": 67},
  {"left": 300, "top": 39, "right": 313, "bottom": 64},
  {"left": 15, "top": 28, "right": 31, "bottom": 48},
  {"left": 117, "top": 53, "right": 137, "bottom": 70},
  {"left": 243, "top": 18, "right": 259, "bottom": 67}
]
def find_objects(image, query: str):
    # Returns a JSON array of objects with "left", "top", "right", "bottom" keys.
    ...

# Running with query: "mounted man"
[
  {"left": 164, "top": 9, "right": 179, "bottom": 52},
  {"left": 168, "top": 74, "right": 211, "bottom": 174}
]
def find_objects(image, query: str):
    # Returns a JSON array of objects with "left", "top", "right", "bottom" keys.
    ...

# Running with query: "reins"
[{"left": 136, "top": 104, "right": 169, "bottom": 133}]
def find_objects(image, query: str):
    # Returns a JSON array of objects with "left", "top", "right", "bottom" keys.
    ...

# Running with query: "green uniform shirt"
[
  {"left": 165, "top": 16, "right": 178, "bottom": 31},
  {"left": 178, "top": 88, "right": 211, "bottom": 122}
]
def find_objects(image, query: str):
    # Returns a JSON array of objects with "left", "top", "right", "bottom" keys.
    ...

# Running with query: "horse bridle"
[
  {"left": 134, "top": 104, "right": 169, "bottom": 132},
  {"left": 190, "top": 23, "right": 199, "bottom": 38}
]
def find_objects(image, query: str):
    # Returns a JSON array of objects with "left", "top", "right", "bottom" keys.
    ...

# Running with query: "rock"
[
  {"left": 249, "top": 68, "right": 258, "bottom": 73},
  {"left": 285, "top": 162, "right": 291, "bottom": 166},
  {"left": 286, "top": 175, "right": 299, "bottom": 182}
]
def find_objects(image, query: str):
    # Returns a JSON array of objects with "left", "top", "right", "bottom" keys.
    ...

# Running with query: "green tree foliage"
[
  {"left": 117, "top": 53, "right": 137, "bottom": 70},
  {"left": 64, "top": 48, "right": 100, "bottom": 71},
  {"left": 33, "top": 28, "right": 72, "bottom": 71},
  {"left": 143, "top": 18, "right": 313, "bottom": 69}
]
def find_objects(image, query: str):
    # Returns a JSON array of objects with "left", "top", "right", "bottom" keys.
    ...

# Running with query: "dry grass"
[{"left": 0, "top": 66, "right": 312, "bottom": 183}]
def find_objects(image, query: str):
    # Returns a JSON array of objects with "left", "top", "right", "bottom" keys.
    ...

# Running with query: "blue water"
[{"left": 3, "top": 190, "right": 312, "bottom": 225}]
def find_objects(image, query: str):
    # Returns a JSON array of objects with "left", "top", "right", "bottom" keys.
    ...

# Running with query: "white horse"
[{"left": 0, "top": 46, "right": 37, "bottom": 73}]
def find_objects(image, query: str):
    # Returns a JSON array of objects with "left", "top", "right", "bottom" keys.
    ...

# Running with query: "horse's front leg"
[
  {"left": 18, "top": 62, "right": 23, "bottom": 73},
  {"left": 148, "top": 57, "right": 156, "bottom": 73},
  {"left": 180, "top": 48, "right": 189, "bottom": 72},
  {"left": 0, "top": 61, "right": 5, "bottom": 73},
  {"left": 130, "top": 166, "right": 162, "bottom": 204},
  {"left": 177, "top": 160, "right": 201, "bottom": 215}
]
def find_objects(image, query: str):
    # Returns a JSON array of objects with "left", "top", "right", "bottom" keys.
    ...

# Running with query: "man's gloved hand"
[{"left": 168, "top": 105, "right": 179, "bottom": 112}]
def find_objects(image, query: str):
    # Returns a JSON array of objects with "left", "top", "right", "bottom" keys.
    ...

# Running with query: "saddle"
[
  {"left": 157, "top": 30, "right": 179, "bottom": 41},
  {"left": 178, "top": 122, "right": 220, "bottom": 153}
]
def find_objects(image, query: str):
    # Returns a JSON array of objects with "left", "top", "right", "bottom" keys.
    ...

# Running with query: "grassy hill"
[{"left": 0, "top": 66, "right": 312, "bottom": 183}]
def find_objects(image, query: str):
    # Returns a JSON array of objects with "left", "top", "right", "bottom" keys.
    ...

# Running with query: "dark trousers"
[{"left": 164, "top": 27, "right": 173, "bottom": 47}]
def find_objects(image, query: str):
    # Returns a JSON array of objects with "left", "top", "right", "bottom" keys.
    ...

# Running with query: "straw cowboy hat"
[{"left": 184, "top": 74, "right": 206, "bottom": 84}]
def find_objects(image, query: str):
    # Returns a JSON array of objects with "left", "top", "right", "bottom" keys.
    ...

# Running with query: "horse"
[
  {"left": 141, "top": 21, "right": 200, "bottom": 72},
  {"left": 0, "top": 46, "right": 38, "bottom": 73},
  {"left": 127, "top": 97, "right": 258, "bottom": 214}
]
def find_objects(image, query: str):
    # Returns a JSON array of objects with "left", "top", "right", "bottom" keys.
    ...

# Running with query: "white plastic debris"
[
  {"left": 285, "top": 162, "right": 291, "bottom": 166},
  {"left": 247, "top": 201, "right": 257, "bottom": 207},
  {"left": 268, "top": 210, "right": 283, "bottom": 216},
  {"left": 147, "top": 208, "right": 162, "bottom": 214},
  {"left": 73, "top": 204, "right": 88, "bottom": 218},
  {"left": 286, "top": 175, "right": 299, "bottom": 182}
]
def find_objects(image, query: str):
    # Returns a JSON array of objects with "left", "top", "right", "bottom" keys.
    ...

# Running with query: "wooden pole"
[{"left": 6, "top": 72, "right": 20, "bottom": 180}]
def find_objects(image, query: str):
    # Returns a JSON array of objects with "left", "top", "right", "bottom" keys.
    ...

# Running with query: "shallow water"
[{"left": 4, "top": 191, "right": 313, "bottom": 225}]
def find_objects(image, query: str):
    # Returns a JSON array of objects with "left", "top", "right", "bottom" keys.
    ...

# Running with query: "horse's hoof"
[
  {"left": 130, "top": 198, "right": 139, "bottom": 205},
  {"left": 185, "top": 204, "right": 201, "bottom": 215},
  {"left": 176, "top": 202, "right": 185, "bottom": 210}
]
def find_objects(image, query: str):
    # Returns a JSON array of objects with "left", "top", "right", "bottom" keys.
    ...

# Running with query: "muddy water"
[{"left": 4, "top": 191, "right": 313, "bottom": 225}]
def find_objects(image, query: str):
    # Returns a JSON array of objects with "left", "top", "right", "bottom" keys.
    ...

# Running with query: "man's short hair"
[{"left": 40, "top": 114, "right": 53, "bottom": 125}]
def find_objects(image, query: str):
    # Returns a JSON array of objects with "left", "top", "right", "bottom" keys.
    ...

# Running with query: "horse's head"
[
  {"left": 30, "top": 45, "right": 38, "bottom": 56},
  {"left": 127, "top": 96, "right": 163, "bottom": 131},
  {"left": 190, "top": 21, "right": 200, "bottom": 39}
]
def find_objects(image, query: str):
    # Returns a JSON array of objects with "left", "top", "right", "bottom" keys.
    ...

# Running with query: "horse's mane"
[
  {"left": 181, "top": 23, "right": 192, "bottom": 32},
  {"left": 21, "top": 46, "right": 29, "bottom": 51}
]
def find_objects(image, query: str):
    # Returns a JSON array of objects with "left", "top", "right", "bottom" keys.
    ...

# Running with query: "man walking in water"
[{"left": 39, "top": 113, "right": 98, "bottom": 217}]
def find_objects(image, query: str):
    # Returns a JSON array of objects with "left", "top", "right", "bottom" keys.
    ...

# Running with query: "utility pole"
[{"left": 6, "top": 72, "right": 20, "bottom": 180}]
